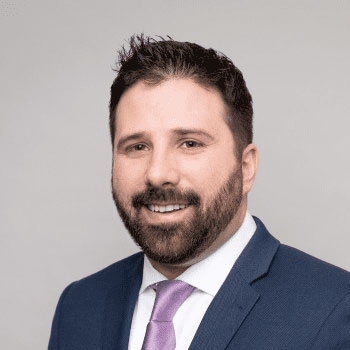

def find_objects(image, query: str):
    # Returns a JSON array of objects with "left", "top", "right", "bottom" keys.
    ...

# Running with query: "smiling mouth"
[{"left": 145, "top": 204, "right": 189, "bottom": 213}]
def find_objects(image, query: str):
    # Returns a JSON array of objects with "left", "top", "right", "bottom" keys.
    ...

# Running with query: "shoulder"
[
  {"left": 61, "top": 252, "right": 144, "bottom": 301},
  {"left": 48, "top": 253, "right": 144, "bottom": 349},
  {"left": 266, "top": 243, "right": 350, "bottom": 303},
  {"left": 252, "top": 216, "right": 350, "bottom": 297},
  {"left": 248, "top": 240, "right": 350, "bottom": 345},
  {"left": 76, "top": 251, "right": 144, "bottom": 283},
  {"left": 271, "top": 246, "right": 350, "bottom": 348},
  {"left": 276, "top": 244, "right": 349, "bottom": 283}
]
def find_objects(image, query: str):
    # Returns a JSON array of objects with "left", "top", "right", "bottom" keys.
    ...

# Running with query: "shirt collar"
[{"left": 139, "top": 211, "right": 257, "bottom": 297}]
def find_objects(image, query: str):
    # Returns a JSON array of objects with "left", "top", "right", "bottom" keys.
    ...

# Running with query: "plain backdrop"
[{"left": 1, "top": 1, "right": 349, "bottom": 349}]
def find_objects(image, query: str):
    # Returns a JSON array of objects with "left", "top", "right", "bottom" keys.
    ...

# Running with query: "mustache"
[{"left": 132, "top": 186, "right": 200, "bottom": 209}]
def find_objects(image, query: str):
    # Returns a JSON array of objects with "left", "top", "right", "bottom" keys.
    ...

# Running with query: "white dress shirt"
[{"left": 128, "top": 211, "right": 257, "bottom": 350}]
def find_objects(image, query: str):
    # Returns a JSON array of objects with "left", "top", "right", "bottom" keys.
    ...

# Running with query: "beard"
[{"left": 112, "top": 167, "right": 243, "bottom": 265}]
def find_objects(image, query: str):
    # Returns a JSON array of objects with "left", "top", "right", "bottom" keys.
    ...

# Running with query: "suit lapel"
[
  {"left": 188, "top": 267, "right": 260, "bottom": 350},
  {"left": 102, "top": 253, "right": 144, "bottom": 350},
  {"left": 189, "top": 217, "right": 280, "bottom": 350}
]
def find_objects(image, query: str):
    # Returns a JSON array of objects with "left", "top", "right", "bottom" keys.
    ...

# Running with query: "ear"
[{"left": 241, "top": 144, "right": 259, "bottom": 195}]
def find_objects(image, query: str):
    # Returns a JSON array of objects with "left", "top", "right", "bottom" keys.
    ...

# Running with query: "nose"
[{"left": 144, "top": 149, "right": 180, "bottom": 188}]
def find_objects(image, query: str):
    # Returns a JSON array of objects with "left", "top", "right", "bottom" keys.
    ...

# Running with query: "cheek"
[
  {"left": 112, "top": 157, "right": 145, "bottom": 196},
  {"left": 180, "top": 151, "right": 235, "bottom": 196}
]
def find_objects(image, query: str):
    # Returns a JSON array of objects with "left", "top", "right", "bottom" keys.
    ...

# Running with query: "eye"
[
  {"left": 181, "top": 140, "right": 204, "bottom": 149},
  {"left": 126, "top": 143, "right": 148, "bottom": 152}
]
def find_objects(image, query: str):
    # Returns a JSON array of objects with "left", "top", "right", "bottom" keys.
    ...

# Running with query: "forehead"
[{"left": 114, "top": 78, "right": 230, "bottom": 139}]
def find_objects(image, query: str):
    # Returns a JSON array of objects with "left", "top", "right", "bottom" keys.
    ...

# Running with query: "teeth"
[{"left": 147, "top": 204, "right": 188, "bottom": 213}]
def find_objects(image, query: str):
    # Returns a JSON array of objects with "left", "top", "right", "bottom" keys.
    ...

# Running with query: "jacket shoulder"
[
  {"left": 69, "top": 251, "right": 144, "bottom": 292},
  {"left": 270, "top": 243, "right": 350, "bottom": 298},
  {"left": 48, "top": 253, "right": 143, "bottom": 349},
  {"left": 54, "top": 252, "right": 144, "bottom": 309}
]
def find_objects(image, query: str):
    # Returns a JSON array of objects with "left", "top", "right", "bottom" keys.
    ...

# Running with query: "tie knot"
[{"left": 150, "top": 280, "right": 194, "bottom": 322}]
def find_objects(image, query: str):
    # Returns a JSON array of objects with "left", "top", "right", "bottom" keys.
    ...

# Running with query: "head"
[
  {"left": 109, "top": 35, "right": 253, "bottom": 158},
  {"left": 110, "top": 35, "right": 258, "bottom": 268}
]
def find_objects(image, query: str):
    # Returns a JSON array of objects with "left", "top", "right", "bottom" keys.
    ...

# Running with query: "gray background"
[{"left": 1, "top": 0, "right": 349, "bottom": 349}]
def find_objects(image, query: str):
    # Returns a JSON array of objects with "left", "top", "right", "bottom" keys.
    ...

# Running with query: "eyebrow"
[
  {"left": 116, "top": 128, "right": 214, "bottom": 150},
  {"left": 171, "top": 128, "right": 215, "bottom": 140},
  {"left": 116, "top": 132, "right": 146, "bottom": 150}
]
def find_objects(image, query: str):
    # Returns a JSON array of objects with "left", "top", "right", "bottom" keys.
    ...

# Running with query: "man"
[{"left": 48, "top": 35, "right": 350, "bottom": 349}]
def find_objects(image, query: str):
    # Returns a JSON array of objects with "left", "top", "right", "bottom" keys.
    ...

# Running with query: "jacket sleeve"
[
  {"left": 310, "top": 292, "right": 350, "bottom": 349},
  {"left": 48, "top": 282, "right": 76, "bottom": 350}
]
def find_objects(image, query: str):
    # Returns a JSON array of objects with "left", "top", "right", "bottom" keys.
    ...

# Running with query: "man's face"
[{"left": 112, "top": 78, "right": 245, "bottom": 264}]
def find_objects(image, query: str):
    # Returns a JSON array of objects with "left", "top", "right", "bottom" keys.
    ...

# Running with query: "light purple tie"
[{"left": 141, "top": 280, "right": 195, "bottom": 350}]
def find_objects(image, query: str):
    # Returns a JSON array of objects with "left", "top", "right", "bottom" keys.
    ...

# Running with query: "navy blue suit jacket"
[{"left": 49, "top": 217, "right": 350, "bottom": 349}]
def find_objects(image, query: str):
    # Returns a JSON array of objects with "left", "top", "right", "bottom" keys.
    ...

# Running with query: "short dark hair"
[{"left": 109, "top": 34, "right": 253, "bottom": 157}]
